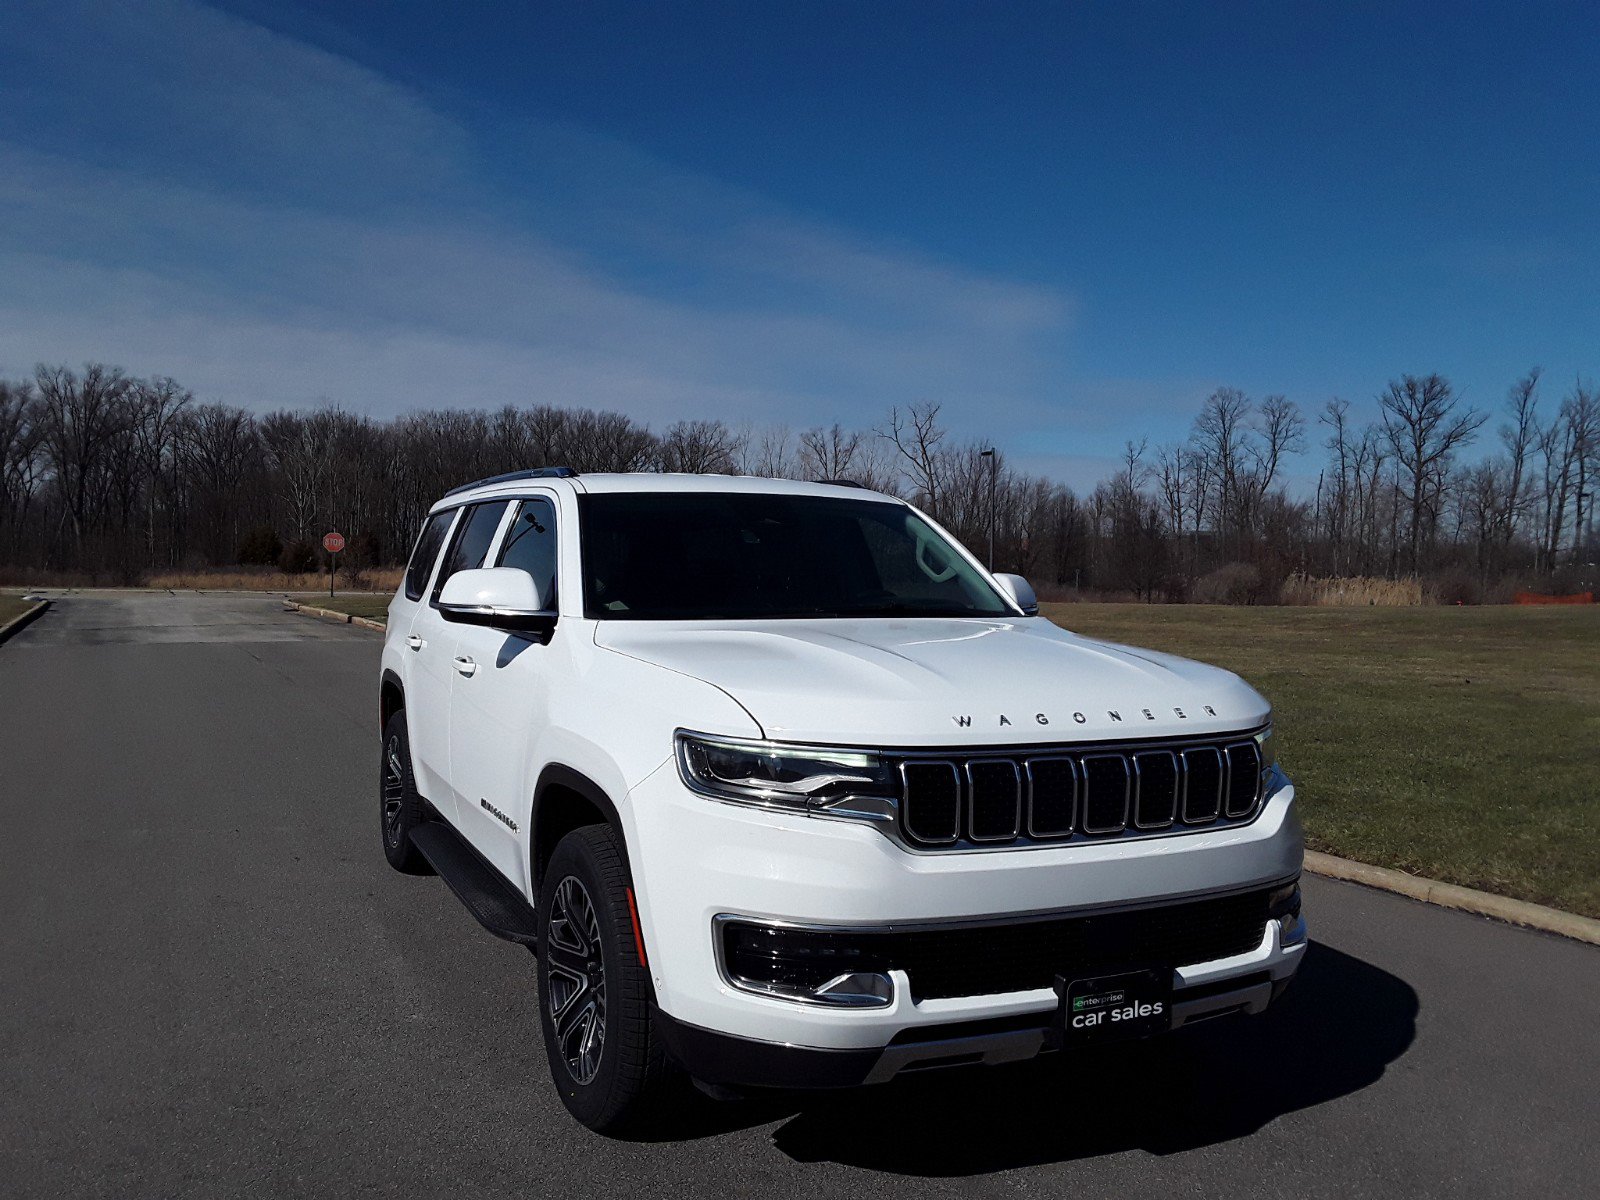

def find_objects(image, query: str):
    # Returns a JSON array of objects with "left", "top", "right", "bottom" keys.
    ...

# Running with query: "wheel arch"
[
  {"left": 531, "top": 764, "right": 630, "bottom": 894},
  {"left": 380, "top": 669, "right": 405, "bottom": 733}
]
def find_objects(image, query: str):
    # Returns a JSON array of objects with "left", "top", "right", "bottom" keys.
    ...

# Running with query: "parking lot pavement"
[{"left": 2, "top": 594, "right": 1596, "bottom": 1198}]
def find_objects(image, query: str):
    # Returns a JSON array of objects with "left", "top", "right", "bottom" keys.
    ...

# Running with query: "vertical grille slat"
[
  {"left": 1224, "top": 742, "right": 1263, "bottom": 818},
  {"left": 901, "top": 761, "right": 962, "bottom": 845},
  {"left": 1080, "top": 754, "right": 1131, "bottom": 834},
  {"left": 895, "top": 731, "right": 1269, "bottom": 850},
  {"left": 1181, "top": 747, "right": 1224, "bottom": 823},
  {"left": 1024, "top": 756, "right": 1077, "bottom": 838},
  {"left": 966, "top": 760, "right": 1022, "bottom": 842},
  {"left": 1132, "top": 750, "right": 1179, "bottom": 829}
]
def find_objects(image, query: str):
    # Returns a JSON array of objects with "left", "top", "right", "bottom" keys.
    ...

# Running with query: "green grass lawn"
[
  {"left": 1040, "top": 602, "right": 1600, "bottom": 918},
  {"left": 296, "top": 593, "right": 392, "bottom": 622},
  {"left": 0, "top": 595, "right": 39, "bottom": 626}
]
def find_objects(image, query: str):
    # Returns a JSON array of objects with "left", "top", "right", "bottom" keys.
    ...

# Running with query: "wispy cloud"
[{"left": 0, "top": 0, "right": 1077, "bottom": 438}]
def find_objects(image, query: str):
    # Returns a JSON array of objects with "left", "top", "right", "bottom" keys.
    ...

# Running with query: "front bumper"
[
  {"left": 654, "top": 949, "right": 1300, "bottom": 1090},
  {"left": 626, "top": 762, "right": 1306, "bottom": 1059}
]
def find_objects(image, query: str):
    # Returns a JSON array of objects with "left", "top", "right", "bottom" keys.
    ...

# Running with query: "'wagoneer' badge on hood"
[{"left": 953, "top": 705, "right": 1221, "bottom": 729}]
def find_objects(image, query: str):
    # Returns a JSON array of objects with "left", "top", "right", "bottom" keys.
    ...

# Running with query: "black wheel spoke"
[
  {"left": 544, "top": 872, "right": 607, "bottom": 1086},
  {"left": 546, "top": 941, "right": 589, "bottom": 978}
]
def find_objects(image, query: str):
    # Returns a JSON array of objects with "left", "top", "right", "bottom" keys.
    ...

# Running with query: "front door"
[
  {"left": 410, "top": 498, "right": 511, "bottom": 816},
  {"left": 448, "top": 495, "right": 560, "bottom": 887}
]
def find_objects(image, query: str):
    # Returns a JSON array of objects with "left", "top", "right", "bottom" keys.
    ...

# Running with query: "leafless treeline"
[{"left": 1, "top": 361, "right": 1595, "bottom": 596}]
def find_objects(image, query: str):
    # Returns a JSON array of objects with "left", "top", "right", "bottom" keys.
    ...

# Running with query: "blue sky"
[{"left": 2, "top": 1, "right": 1596, "bottom": 488}]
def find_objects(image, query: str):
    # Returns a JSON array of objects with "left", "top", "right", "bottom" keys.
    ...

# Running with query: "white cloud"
[{"left": 0, "top": 0, "right": 1078, "bottom": 443}]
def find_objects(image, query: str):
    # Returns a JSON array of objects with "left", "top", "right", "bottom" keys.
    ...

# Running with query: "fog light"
[
  {"left": 719, "top": 919, "right": 895, "bottom": 1008},
  {"left": 1267, "top": 881, "right": 1307, "bottom": 946}
]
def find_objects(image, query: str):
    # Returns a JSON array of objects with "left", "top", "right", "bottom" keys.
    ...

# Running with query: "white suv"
[{"left": 378, "top": 469, "right": 1306, "bottom": 1132}]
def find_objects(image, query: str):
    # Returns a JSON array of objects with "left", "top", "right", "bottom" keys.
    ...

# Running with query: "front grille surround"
[{"left": 893, "top": 729, "right": 1270, "bottom": 852}]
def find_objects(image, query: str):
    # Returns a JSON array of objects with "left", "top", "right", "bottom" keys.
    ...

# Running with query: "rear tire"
[
  {"left": 379, "top": 711, "right": 433, "bottom": 875},
  {"left": 537, "top": 824, "right": 674, "bottom": 1133}
]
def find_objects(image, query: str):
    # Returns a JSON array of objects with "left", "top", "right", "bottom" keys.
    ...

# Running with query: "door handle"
[
  {"left": 453, "top": 655, "right": 477, "bottom": 677},
  {"left": 405, "top": 635, "right": 424, "bottom": 650}
]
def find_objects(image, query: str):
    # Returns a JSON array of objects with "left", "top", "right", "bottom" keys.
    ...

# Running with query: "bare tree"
[
  {"left": 1190, "top": 387, "right": 1251, "bottom": 548},
  {"left": 1500, "top": 369, "right": 1541, "bottom": 549},
  {"left": 130, "top": 377, "right": 192, "bottom": 568},
  {"left": 658, "top": 420, "right": 742, "bottom": 473},
  {"left": 0, "top": 380, "right": 42, "bottom": 560},
  {"left": 740, "top": 425, "right": 794, "bottom": 478},
  {"left": 877, "top": 402, "right": 947, "bottom": 513},
  {"left": 34, "top": 363, "right": 135, "bottom": 561},
  {"left": 799, "top": 423, "right": 862, "bottom": 481},
  {"left": 1377, "top": 373, "right": 1486, "bottom": 573}
]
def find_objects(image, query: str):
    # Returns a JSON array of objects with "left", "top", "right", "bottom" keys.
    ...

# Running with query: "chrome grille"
[{"left": 896, "top": 734, "right": 1267, "bottom": 850}]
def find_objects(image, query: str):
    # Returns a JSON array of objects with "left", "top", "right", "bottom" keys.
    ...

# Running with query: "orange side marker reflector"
[{"left": 625, "top": 886, "right": 649, "bottom": 970}]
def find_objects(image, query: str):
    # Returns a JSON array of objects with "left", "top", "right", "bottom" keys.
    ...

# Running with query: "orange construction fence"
[{"left": 1514, "top": 590, "right": 1594, "bottom": 605}]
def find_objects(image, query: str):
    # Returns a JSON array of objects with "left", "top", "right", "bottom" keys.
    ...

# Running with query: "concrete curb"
[
  {"left": 282, "top": 600, "right": 386, "bottom": 633},
  {"left": 1305, "top": 849, "right": 1600, "bottom": 947},
  {"left": 0, "top": 598, "right": 50, "bottom": 645}
]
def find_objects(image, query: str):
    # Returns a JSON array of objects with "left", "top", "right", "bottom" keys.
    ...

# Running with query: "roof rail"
[
  {"left": 444, "top": 467, "right": 577, "bottom": 497},
  {"left": 819, "top": 478, "right": 865, "bottom": 488}
]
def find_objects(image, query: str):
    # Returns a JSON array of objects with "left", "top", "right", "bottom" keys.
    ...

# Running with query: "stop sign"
[{"left": 322, "top": 531, "right": 346, "bottom": 554}]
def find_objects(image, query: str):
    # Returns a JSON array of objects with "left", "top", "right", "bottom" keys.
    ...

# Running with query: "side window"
[
  {"left": 404, "top": 510, "right": 455, "bottom": 601},
  {"left": 495, "top": 498, "right": 558, "bottom": 609},
  {"left": 430, "top": 500, "right": 510, "bottom": 604}
]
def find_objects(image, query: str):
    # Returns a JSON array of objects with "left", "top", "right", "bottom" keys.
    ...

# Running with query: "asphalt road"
[{"left": 2, "top": 593, "right": 1597, "bottom": 1199}]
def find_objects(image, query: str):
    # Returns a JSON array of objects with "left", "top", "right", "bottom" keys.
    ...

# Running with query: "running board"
[{"left": 409, "top": 822, "right": 540, "bottom": 947}]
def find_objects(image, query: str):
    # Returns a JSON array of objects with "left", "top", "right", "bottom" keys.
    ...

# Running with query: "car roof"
[{"left": 432, "top": 471, "right": 903, "bottom": 510}]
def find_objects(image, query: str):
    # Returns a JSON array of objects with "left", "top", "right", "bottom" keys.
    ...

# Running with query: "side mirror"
[
  {"left": 437, "top": 567, "right": 556, "bottom": 634},
  {"left": 992, "top": 572, "right": 1038, "bottom": 616}
]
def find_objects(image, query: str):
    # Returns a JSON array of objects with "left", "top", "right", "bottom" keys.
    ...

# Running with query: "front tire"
[
  {"left": 537, "top": 824, "right": 673, "bottom": 1133},
  {"left": 379, "top": 711, "right": 432, "bottom": 875}
]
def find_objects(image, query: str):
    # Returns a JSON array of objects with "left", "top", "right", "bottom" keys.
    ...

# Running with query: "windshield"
[{"left": 579, "top": 492, "right": 1012, "bottom": 620}]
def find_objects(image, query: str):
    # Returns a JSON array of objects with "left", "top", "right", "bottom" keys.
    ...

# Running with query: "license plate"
[{"left": 1058, "top": 967, "right": 1173, "bottom": 1045}]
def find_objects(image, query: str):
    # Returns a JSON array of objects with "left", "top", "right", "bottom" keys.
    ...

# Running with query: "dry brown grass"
[
  {"left": 1281, "top": 574, "right": 1424, "bottom": 606},
  {"left": 143, "top": 566, "right": 405, "bottom": 592}
]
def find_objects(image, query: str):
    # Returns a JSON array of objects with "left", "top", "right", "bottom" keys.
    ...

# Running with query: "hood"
[{"left": 594, "top": 616, "right": 1268, "bottom": 747}]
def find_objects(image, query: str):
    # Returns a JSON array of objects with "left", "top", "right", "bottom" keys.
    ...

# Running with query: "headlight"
[
  {"left": 1256, "top": 724, "right": 1282, "bottom": 798},
  {"left": 675, "top": 731, "right": 899, "bottom": 824}
]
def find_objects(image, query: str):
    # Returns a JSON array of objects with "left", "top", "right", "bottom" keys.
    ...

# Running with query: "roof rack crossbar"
[
  {"left": 444, "top": 467, "right": 578, "bottom": 497},
  {"left": 818, "top": 478, "right": 864, "bottom": 488}
]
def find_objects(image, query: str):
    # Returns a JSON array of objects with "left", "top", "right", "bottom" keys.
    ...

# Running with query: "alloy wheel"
[
  {"left": 382, "top": 734, "right": 406, "bottom": 847},
  {"left": 546, "top": 875, "right": 607, "bottom": 1085}
]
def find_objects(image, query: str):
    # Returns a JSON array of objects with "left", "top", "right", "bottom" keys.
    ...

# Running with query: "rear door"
[
  {"left": 407, "top": 499, "right": 511, "bottom": 819},
  {"left": 447, "top": 493, "right": 561, "bottom": 884},
  {"left": 394, "top": 507, "right": 459, "bottom": 812}
]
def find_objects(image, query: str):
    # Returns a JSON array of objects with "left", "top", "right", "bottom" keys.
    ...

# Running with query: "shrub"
[
  {"left": 238, "top": 525, "right": 282, "bottom": 566},
  {"left": 278, "top": 540, "right": 317, "bottom": 575},
  {"left": 1192, "top": 562, "right": 1278, "bottom": 605},
  {"left": 1427, "top": 569, "right": 1482, "bottom": 606}
]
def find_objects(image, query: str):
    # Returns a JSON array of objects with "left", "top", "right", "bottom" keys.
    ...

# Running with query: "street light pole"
[{"left": 980, "top": 448, "right": 996, "bottom": 570}]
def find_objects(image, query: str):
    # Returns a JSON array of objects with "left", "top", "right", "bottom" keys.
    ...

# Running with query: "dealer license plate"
[{"left": 1059, "top": 967, "right": 1173, "bottom": 1045}]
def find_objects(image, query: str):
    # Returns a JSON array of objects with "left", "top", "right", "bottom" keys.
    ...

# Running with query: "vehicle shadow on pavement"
[{"left": 759, "top": 941, "right": 1417, "bottom": 1175}]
